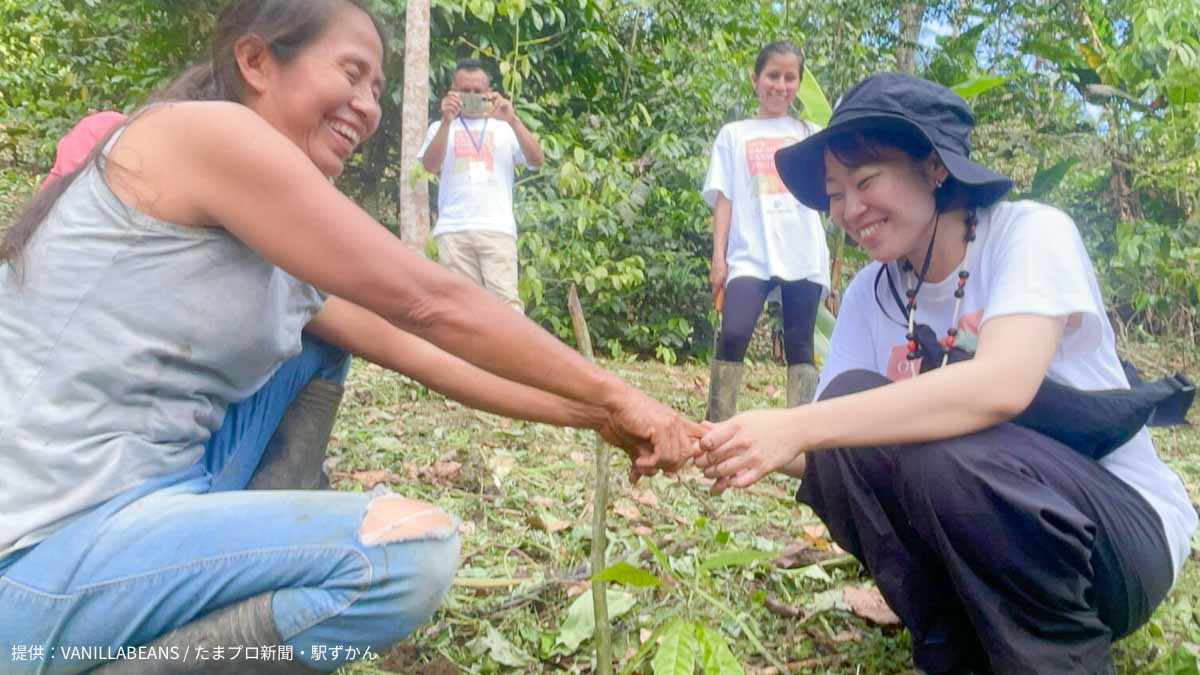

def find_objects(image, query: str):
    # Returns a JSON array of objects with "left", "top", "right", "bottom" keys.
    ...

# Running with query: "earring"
[{"left": 934, "top": 178, "right": 944, "bottom": 189}]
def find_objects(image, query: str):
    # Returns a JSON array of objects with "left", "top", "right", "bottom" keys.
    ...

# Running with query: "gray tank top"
[{"left": 0, "top": 141, "right": 325, "bottom": 559}]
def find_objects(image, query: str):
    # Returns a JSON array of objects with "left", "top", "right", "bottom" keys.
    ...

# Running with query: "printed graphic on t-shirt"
[
  {"left": 745, "top": 136, "right": 802, "bottom": 218},
  {"left": 745, "top": 137, "right": 791, "bottom": 196},
  {"left": 452, "top": 130, "right": 495, "bottom": 183},
  {"left": 885, "top": 309, "right": 984, "bottom": 381}
]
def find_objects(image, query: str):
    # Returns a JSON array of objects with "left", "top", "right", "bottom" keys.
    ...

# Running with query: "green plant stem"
[{"left": 591, "top": 438, "right": 613, "bottom": 675}]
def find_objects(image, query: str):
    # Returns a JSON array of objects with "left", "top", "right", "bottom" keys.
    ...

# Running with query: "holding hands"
[
  {"left": 696, "top": 410, "right": 808, "bottom": 494},
  {"left": 598, "top": 386, "right": 703, "bottom": 482}
]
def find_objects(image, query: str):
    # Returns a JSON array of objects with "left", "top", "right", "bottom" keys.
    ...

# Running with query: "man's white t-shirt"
[
  {"left": 418, "top": 117, "right": 528, "bottom": 238},
  {"left": 818, "top": 200, "right": 1197, "bottom": 580},
  {"left": 702, "top": 117, "right": 830, "bottom": 289}
]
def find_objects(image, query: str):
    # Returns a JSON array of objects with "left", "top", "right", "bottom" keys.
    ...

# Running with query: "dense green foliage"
[{"left": 2, "top": 0, "right": 1198, "bottom": 356}]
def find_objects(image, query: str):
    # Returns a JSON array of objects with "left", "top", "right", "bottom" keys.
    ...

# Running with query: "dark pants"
[
  {"left": 797, "top": 370, "right": 1173, "bottom": 674},
  {"left": 716, "top": 276, "right": 823, "bottom": 365}
]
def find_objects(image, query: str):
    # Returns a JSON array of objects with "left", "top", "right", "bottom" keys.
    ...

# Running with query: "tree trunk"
[
  {"left": 895, "top": 1, "right": 926, "bottom": 74},
  {"left": 399, "top": 0, "right": 431, "bottom": 254}
]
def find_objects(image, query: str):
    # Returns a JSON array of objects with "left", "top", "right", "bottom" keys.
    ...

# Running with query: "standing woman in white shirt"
[
  {"left": 702, "top": 41, "right": 831, "bottom": 422},
  {"left": 697, "top": 72, "right": 1196, "bottom": 674}
]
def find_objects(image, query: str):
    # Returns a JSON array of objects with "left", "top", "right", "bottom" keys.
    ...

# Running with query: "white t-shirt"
[
  {"left": 702, "top": 117, "right": 830, "bottom": 288},
  {"left": 418, "top": 117, "right": 528, "bottom": 238},
  {"left": 818, "top": 200, "right": 1197, "bottom": 580}
]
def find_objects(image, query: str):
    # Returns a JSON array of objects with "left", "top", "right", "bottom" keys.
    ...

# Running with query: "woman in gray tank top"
[{"left": 0, "top": 2, "right": 700, "bottom": 673}]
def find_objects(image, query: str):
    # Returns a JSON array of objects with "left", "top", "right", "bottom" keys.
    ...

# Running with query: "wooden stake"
[{"left": 568, "top": 282, "right": 612, "bottom": 675}]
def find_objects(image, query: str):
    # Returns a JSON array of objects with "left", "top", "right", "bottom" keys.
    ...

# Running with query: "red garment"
[{"left": 42, "top": 111, "right": 127, "bottom": 188}]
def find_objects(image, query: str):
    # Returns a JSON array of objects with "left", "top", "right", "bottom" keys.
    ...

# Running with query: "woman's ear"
[
  {"left": 924, "top": 154, "right": 950, "bottom": 187},
  {"left": 233, "top": 34, "right": 274, "bottom": 97}
]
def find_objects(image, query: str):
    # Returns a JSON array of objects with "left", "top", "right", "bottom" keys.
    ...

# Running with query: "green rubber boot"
[
  {"left": 706, "top": 359, "right": 745, "bottom": 423},
  {"left": 786, "top": 363, "right": 820, "bottom": 407}
]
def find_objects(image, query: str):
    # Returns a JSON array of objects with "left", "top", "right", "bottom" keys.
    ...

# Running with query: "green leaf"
[
  {"left": 592, "top": 561, "right": 662, "bottom": 587},
  {"left": 697, "top": 623, "right": 745, "bottom": 675},
  {"left": 699, "top": 548, "right": 779, "bottom": 572},
  {"left": 1026, "top": 158, "right": 1079, "bottom": 198},
  {"left": 555, "top": 587, "right": 637, "bottom": 653},
  {"left": 950, "top": 75, "right": 1007, "bottom": 99},
  {"left": 651, "top": 618, "right": 699, "bottom": 675},
  {"left": 797, "top": 66, "right": 832, "bottom": 126}
]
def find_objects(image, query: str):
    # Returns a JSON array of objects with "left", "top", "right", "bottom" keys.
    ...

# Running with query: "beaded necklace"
[{"left": 876, "top": 209, "right": 979, "bottom": 377}]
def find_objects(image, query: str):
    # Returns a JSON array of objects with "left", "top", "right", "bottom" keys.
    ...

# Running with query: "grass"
[
  {"left": 327, "top": 337, "right": 1200, "bottom": 674},
  {"left": 3, "top": 168, "right": 1197, "bottom": 673}
]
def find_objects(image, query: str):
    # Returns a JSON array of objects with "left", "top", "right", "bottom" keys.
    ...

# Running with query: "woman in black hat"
[{"left": 696, "top": 72, "right": 1195, "bottom": 674}]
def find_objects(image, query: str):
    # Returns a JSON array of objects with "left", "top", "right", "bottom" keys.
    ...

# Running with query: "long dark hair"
[{"left": 1, "top": 0, "right": 386, "bottom": 280}]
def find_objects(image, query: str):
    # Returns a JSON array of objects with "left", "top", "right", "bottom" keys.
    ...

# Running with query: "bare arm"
[
  {"left": 420, "top": 93, "right": 460, "bottom": 173},
  {"left": 125, "top": 102, "right": 697, "bottom": 471},
  {"left": 489, "top": 93, "right": 544, "bottom": 166},
  {"left": 710, "top": 194, "right": 732, "bottom": 303},
  {"left": 698, "top": 313, "right": 1066, "bottom": 489},
  {"left": 306, "top": 297, "right": 606, "bottom": 429}
]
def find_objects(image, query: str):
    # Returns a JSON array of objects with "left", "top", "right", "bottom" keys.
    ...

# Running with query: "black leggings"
[{"left": 716, "top": 276, "right": 823, "bottom": 365}]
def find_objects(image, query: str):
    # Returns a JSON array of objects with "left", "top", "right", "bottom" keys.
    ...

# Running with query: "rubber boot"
[
  {"left": 92, "top": 592, "right": 316, "bottom": 674},
  {"left": 786, "top": 363, "right": 820, "bottom": 407},
  {"left": 247, "top": 378, "right": 344, "bottom": 490},
  {"left": 706, "top": 359, "right": 744, "bottom": 423}
]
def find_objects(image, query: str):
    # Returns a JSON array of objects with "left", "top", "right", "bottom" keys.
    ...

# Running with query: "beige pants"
[{"left": 435, "top": 230, "right": 524, "bottom": 313}]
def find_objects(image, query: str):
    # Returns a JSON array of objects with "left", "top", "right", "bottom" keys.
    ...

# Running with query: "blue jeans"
[{"left": 0, "top": 334, "right": 460, "bottom": 674}]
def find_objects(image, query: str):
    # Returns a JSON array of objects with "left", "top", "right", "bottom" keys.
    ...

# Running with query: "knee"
[
  {"left": 818, "top": 369, "right": 890, "bottom": 401},
  {"left": 893, "top": 441, "right": 993, "bottom": 527},
  {"left": 360, "top": 496, "right": 460, "bottom": 614}
]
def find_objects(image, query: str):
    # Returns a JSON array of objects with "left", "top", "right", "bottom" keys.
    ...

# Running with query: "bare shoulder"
[{"left": 106, "top": 102, "right": 304, "bottom": 227}]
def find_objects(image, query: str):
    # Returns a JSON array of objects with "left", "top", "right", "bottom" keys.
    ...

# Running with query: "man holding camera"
[{"left": 419, "top": 59, "right": 545, "bottom": 312}]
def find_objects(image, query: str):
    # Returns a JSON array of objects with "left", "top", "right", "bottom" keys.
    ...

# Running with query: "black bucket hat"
[{"left": 776, "top": 72, "right": 1013, "bottom": 211}]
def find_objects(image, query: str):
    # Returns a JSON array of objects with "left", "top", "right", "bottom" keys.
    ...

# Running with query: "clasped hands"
[{"left": 599, "top": 390, "right": 803, "bottom": 495}]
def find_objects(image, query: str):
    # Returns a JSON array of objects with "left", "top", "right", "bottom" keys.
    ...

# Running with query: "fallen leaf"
[
  {"left": 632, "top": 525, "right": 653, "bottom": 537},
  {"left": 632, "top": 488, "right": 659, "bottom": 507},
  {"left": 458, "top": 520, "right": 477, "bottom": 536},
  {"left": 803, "top": 524, "right": 827, "bottom": 540},
  {"left": 531, "top": 496, "right": 555, "bottom": 508},
  {"left": 569, "top": 451, "right": 590, "bottom": 465},
  {"left": 772, "top": 541, "right": 812, "bottom": 569},
  {"left": 527, "top": 511, "right": 570, "bottom": 533},
  {"left": 566, "top": 580, "right": 590, "bottom": 598},
  {"left": 640, "top": 628, "right": 653, "bottom": 644},
  {"left": 843, "top": 585, "right": 901, "bottom": 625},
  {"left": 612, "top": 500, "right": 641, "bottom": 521},
  {"left": 499, "top": 417, "right": 512, "bottom": 429},
  {"left": 350, "top": 470, "right": 399, "bottom": 489}
]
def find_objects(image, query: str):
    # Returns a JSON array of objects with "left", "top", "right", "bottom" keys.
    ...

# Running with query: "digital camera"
[{"left": 460, "top": 93, "right": 488, "bottom": 117}]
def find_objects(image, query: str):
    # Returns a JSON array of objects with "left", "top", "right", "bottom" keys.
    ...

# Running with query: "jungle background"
[{"left": 2, "top": 0, "right": 1199, "bottom": 672}]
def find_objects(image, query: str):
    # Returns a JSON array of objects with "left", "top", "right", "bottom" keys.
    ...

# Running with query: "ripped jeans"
[{"left": 0, "top": 334, "right": 461, "bottom": 674}]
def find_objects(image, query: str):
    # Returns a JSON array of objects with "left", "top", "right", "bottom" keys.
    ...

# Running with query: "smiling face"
[
  {"left": 248, "top": 1, "right": 384, "bottom": 178},
  {"left": 823, "top": 145, "right": 947, "bottom": 264},
  {"left": 753, "top": 52, "right": 802, "bottom": 118}
]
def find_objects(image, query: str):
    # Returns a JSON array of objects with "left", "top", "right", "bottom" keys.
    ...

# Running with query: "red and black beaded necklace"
[{"left": 875, "top": 209, "right": 979, "bottom": 375}]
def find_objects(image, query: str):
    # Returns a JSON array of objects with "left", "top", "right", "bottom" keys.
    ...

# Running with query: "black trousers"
[
  {"left": 716, "top": 276, "right": 823, "bottom": 365},
  {"left": 797, "top": 370, "right": 1174, "bottom": 674}
]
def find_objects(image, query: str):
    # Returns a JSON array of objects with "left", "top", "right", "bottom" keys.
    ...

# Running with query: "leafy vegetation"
[
  {"left": 3, "top": 2, "right": 1200, "bottom": 669},
  {"left": 3, "top": 0, "right": 1197, "bottom": 358},
  {"left": 323, "top": 337, "right": 1200, "bottom": 674}
]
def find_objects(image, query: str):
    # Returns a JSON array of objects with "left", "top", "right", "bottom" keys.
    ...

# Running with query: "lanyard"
[{"left": 457, "top": 115, "right": 488, "bottom": 156}]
